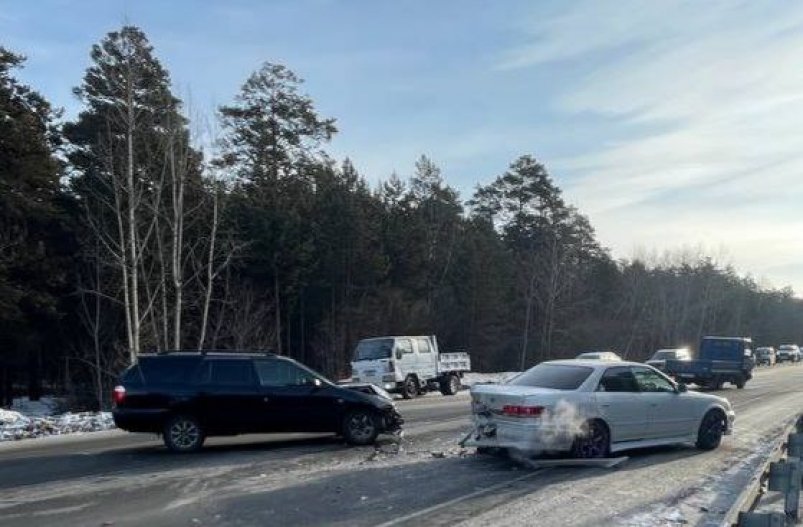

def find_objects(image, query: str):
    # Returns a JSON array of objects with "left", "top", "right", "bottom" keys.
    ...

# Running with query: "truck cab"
[{"left": 350, "top": 335, "right": 470, "bottom": 399}]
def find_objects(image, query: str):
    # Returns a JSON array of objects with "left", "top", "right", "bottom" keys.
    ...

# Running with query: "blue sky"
[{"left": 3, "top": 0, "right": 803, "bottom": 292}]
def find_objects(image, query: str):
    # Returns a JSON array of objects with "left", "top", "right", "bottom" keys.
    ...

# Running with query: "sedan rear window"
[{"left": 507, "top": 364, "right": 593, "bottom": 390}]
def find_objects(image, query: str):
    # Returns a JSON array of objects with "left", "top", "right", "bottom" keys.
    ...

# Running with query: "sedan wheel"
[
  {"left": 696, "top": 411, "right": 725, "bottom": 450},
  {"left": 572, "top": 420, "right": 610, "bottom": 459},
  {"left": 163, "top": 415, "right": 205, "bottom": 453},
  {"left": 343, "top": 410, "right": 380, "bottom": 446}
]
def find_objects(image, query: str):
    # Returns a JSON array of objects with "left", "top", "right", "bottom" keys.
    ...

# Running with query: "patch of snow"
[
  {"left": 0, "top": 406, "right": 115, "bottom": 442},
  {"left": 462, "top": 372, "right": 519, "bottom": 387}
]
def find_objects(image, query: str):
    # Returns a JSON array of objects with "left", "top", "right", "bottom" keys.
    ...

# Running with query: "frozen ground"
[
  {"left": 0, "top": 365, "right": 801, "bottom": 526},
  {"left": 1, "top": 398, "right": 114, "bottom": 442}
]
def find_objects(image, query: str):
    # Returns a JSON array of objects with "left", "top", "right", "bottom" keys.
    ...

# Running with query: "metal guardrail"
[{"left": 725, "top": 415, "right": 803, "bottom": 526}]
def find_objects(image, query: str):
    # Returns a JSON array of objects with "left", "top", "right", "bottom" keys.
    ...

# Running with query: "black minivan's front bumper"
[{"left": 381, "top": 407, "right": 404, "bottom": 433}]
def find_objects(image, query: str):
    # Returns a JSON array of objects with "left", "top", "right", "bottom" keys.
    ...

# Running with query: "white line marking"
[{"left": 375, "top": 469, "right": 546, "bottom": 527}]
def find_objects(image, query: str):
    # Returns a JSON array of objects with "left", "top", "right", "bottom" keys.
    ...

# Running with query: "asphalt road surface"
[{"left": 1, "top": 365, "right": 802, "bottom": 527}]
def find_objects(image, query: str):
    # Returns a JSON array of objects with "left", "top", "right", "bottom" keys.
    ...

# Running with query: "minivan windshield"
[
  {"left": 507, "top": 364, "right": 593, "bottom": 390},
  {"left": 353, "top": 338, "right": 393, "bottom": 361}
]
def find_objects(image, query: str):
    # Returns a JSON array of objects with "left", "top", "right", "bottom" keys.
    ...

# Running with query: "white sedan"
[{"left": 464, "top": 360, "right": 734, "bottom": 458}]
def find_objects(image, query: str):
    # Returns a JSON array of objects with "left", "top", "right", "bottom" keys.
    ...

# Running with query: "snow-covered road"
[{"left": 0, "top": 364, "right": 801, "bottom": 526}]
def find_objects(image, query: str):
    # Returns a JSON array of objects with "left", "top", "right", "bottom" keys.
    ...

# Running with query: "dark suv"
[{"left": 112, "top": 351, "right": 404, "bottom": 452}]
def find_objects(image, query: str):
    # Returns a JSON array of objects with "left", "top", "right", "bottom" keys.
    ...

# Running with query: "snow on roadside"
[
  {"left": 1, "top": 401, "right": 114, "bottom": 442},
  {"left": 462, "top": 372, "right": 519, "bottom": 386},
  {"left": 617, "top": 427, "right": 783, "bottom": 526}
]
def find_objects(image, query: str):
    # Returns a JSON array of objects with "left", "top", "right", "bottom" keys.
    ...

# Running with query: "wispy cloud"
[{"left": 500, "top": 1, "right": 803, "bottom": 291}]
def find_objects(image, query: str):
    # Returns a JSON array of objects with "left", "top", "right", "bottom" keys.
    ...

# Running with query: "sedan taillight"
[
  {"left": 502, "top": 405, "right": 545, "bottom": 417},
  {"left": 113, "top": 385, "right": 126, "bottom": 406}
]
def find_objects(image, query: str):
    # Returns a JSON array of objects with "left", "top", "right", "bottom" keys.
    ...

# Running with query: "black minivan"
[{"left": 112, "top": 351, "right": 403, "bottom": 452}]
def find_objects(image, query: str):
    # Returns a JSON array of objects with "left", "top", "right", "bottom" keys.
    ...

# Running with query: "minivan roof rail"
[{"left": 149, "top": 349, "right": 276, "bottom": 356}]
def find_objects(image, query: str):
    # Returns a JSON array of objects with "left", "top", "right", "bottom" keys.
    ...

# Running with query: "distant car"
[
  {"left": 646, "top": 348, "right": 691, "bottom": 372},
  {"left": 465, "top": 360, "right": 734, "bottom": 458},
  {"left": 575, "top": 351, "right": 622, "bottom": 361},
  {"left": 777, "top": 344, "right": 801, "bottom": 363},
  {"left": 755, "top": 347, "right": 776, "bottom": 366},
  {"left": 113, "top": 351, "right": 404, "bottom": 452}
]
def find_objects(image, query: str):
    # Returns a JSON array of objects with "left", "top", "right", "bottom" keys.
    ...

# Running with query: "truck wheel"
[
  {"left": 163, "top": 415, "right": 205, "bottom": 453},
  {"left": 696, "top": 410, "right": 725, "bottom": 450},
  {"left": 735, "top": 376, "right": 746, "bottom": 389},
  {"left": 439, "top": 374, "right": 460, "bottom": 396},
  {"left": 401, "top": 376, "right": 418, "bottom": 399},
  {"left": 342, "top": 409, "right": 380, "bottom": 446}
]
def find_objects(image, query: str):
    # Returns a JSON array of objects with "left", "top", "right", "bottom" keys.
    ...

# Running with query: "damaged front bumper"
[
  {"left": 460, "top": 418, "right": 575, "bottom": 453},
  {"left": 381, "top": 407, "right": 405, "bottom": 435}
]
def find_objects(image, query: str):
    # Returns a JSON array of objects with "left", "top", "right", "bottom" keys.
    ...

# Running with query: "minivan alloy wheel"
[
  {"left": 346, "top": 412, "right": 377, "bottom": 443},
  {"left": 164, "top": 415, "right": 204, "bottom": 452}
]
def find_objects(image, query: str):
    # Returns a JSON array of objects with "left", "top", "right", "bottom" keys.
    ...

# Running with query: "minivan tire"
[
  {"left": 163, "top": 415, "right": 205, "bottom": 453},
  {"left": 342, "top": 409, "right": 380, "bottom": 446}
]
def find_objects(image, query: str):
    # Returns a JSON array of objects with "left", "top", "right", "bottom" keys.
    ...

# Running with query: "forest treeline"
[{"left": 2, "top": 26, "right": 801, "bottom": 408}]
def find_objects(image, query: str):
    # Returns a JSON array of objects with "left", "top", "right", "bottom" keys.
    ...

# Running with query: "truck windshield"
[{"left": 353, "top": 339, "right": 393, "bottom": 361}]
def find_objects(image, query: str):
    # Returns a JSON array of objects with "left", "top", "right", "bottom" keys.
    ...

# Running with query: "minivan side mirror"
[
  {"left": 676, "top": 383, "right": 688, "bottom": 393},
  {"left": 303, "top": 377, "right": 322, "bottom": 388}
]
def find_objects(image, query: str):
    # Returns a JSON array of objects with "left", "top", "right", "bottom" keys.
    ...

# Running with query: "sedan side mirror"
[{"left": 676, "top": 383, "right": 688, "bottom": 393}]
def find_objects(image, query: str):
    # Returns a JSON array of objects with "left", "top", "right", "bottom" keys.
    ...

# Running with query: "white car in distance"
[
  {"left": 575, "top": 351, "right": 622, "bottom": 361},
  {"left": 465, "top": 360, "right": 734, "bottom": 458}
]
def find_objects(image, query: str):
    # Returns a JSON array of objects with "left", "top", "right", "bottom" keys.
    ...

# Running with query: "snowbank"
[
  {"left": 462, "top": 372, "right": 519, "bottom": 386},
  {"left": 0, "top": 403, "right": 115, "bottom": 442}
]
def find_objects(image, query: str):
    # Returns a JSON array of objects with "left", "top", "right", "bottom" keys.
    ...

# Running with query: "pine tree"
[{"left": 0, "top": 48, "right": 75, "bottom": 403}]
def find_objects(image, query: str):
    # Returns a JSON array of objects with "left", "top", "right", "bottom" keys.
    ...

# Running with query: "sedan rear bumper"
[{"left": 461, "top": 418, "right": 575, "bottom": 453}]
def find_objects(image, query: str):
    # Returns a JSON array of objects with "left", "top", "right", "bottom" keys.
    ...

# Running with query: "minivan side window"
[
  {"left": 130, "top": 356, "right": 201, "bottom": 386},
  {"left": 416, "top": 338, "right": 432, "bottom": 353},
  {"left": 255, "top": 360, "right": 319, "bottom": 386},
  {"left": 397, "top": 339, "right": 413, "bottom": 354},
  {"left": 197, "top": 360, "right": 256, "bottom": 386}
]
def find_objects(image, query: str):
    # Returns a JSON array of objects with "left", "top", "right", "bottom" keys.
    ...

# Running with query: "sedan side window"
[
  {"left": 633, "top": 367, "right": 675, "bottom": 393},
  {"left": 597, "top": 366, "right": 639, "bottom": 392},
  {"left": 255, "top": 360, "right": 318, "bottom": 387}
]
